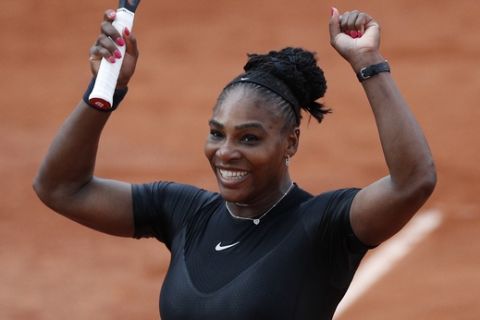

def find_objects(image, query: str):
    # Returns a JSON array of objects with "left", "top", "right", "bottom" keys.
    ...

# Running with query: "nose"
[{"left": 215, "top": 140, "right": 241, "bottom": 163}]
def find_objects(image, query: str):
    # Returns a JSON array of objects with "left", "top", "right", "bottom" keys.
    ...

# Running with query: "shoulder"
[
  {"left": 299, "top": 187, "right": 370, "bottom": 253},
  {"left": 298, "top": 187, "right": 361, "bottom": 236},
  {"left": 300, "top": 187, "right": 360, "bottom": 213},
  {"left": 132, "top": 181, "right": 223, "bottom": 241},
  {"left": 133, "top": 181, "right": 220, "bottom": 206},
  {"left": 132, "top": 181, "right": 222, "bottom": 227}
]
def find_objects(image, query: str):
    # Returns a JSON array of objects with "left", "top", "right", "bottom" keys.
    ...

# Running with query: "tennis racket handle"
[{"left": 89, "top": 8, "right": 135, "bottom": 110}]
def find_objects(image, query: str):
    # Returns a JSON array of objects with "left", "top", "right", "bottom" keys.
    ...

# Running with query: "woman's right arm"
[{"left": 33, "top": 10, "right": 139, "bottom": 237}]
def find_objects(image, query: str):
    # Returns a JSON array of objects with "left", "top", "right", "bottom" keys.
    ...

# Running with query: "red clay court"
[{"left": 1, "top": 0, "right": 479, "bottom": 319}]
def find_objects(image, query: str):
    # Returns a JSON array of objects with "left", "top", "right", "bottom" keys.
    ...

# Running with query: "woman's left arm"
[{"left": 329, "top": 8, "right": 436, "bottom": 246}]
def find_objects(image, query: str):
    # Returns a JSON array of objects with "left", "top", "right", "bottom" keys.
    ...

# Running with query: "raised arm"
[
  {"left": 33, "top": 10, "right": 139, "bottom": 237},
  {"left": 329, "top": 8, "right": 436, "bottom": 246}
]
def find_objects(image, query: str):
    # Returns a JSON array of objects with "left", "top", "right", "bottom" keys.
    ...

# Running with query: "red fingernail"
[
  {"left": 108, "top": 56, "right": 116, "bottom": 63},
  {"left": 350, "top": 30, "right": 358, "bottom": 38},
  {"left": 124, "top": 28, "right": 130, "bottom": 36},
  {"left": 116, "top": 37, "right": 125, "bottom": 46},
  {"left": 114, "top": 49, "right": 122, "bottom": 59}
]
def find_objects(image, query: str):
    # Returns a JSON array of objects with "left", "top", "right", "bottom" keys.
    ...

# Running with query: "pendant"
[{"left": 253, "top": 219, "right": 260, "bottom": 225}]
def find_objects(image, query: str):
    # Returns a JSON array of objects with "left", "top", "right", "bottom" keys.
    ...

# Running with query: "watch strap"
[{"left": 356, "top": 61, "right": 390, "bottom": 82}]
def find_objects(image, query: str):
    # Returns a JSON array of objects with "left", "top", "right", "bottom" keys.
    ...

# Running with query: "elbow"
[
  {"left": 406, "top": 160, "right": 437, "bottom": 203},
  {"left": 33, "top": 171, "right": 90, "bottom": 212},
  {"left": 393, "top": 158, "right": 437, "bottom": 207},
  {"left": 419, "top": 160, "right": 437, "bottom": 197},
  {"left": 32, "top": 174, "right": 53, "bottom": 207},
  {"left": 32, "top": 172, "right": 63, "bottom": 210}
]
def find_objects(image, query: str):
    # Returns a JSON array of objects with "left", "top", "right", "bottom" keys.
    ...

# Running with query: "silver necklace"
[{"left": 225, "top": 182, "right": 295, "bottom": 225}]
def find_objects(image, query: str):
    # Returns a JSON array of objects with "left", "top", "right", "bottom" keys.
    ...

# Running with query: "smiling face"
[{"left": 204, "top": 85, "right": 298, "bottom": 206}]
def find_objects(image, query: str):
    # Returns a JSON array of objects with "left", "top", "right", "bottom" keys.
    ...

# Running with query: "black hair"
[{"left": 217, "top": 47, "right": 330, "bottom": 130}]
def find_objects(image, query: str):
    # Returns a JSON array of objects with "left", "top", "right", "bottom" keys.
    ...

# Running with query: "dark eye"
[
  {"left": 209, "top": 129, "right": 224, "bottom": 140},
  {"left": 241, "top": 134, "right": 259, "bottom": 144}
]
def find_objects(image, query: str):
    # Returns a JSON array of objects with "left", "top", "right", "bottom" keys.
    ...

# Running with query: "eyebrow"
[{"left": 208, "top": 119, "right": 266, "bottom": 131}]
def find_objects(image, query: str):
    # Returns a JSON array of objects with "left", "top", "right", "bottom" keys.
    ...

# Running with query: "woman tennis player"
[{"left": 34, "top": 7, "right": 436, "bottom": 319}]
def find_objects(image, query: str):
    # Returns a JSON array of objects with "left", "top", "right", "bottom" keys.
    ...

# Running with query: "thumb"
[
  {"left": 328, "top": 7, "right": 341, "bottom": 42},
  {"left": 123, "top": 28, "right": 139, "bottom": 57}
]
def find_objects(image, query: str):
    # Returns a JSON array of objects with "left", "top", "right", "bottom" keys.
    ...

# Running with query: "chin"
[{"left": 217, "top": 182, "right": 250, "bottom": 203}]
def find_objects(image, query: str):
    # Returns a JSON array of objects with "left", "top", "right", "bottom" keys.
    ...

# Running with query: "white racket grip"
[{"left": 89, "top": 8, "right": 135, "bottom": 109}]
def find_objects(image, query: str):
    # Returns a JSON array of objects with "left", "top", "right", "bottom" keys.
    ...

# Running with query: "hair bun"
[{"left": 244, "top": 47, "right": 330, "bottom": 122}]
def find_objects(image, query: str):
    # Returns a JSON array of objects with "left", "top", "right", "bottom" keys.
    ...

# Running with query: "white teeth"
[{"left": 219, "top": 169, "right": 248, "bottom": 180}]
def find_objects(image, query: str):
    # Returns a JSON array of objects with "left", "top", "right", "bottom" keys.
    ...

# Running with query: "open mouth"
[{"left": 217, "top": 168, "right": 249, "bottom": 185}]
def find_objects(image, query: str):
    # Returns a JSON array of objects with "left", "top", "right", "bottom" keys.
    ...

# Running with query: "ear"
[{"left": 286, "top": 127, "right": 300, "bottom": 157}]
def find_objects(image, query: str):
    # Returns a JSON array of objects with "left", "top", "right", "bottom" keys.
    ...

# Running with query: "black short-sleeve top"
[{"left": 132, "top": 182, "right": 370, "bottom": 320}]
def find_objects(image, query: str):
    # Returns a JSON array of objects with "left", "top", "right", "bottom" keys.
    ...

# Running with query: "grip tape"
[{"left": 88, "top": 8, "right": 134, "bottom": 110}]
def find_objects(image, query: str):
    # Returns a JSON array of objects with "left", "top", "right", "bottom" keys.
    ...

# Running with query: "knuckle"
[
  {"left": 104, "top": 9, "right": 115, "bottom": 20},
  {"left": 99, "top": 36, "right": 114, "bottom": 47},
  {"left": 100, "top": 21, "right": 115, "bottom": 35},
  {"left": 99, "top": 48, "right": 111, "bottom": 57},
  {"left": 98, "top": 36, "right": 107, "bottom": 46}
]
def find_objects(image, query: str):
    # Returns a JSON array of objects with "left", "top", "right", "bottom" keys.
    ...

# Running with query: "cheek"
[
  {"left": 248, "top": 146, "right": 284, "bottom": 171},
  {"left": 203, "top": 140, "right": 215, "bottom": 163}
]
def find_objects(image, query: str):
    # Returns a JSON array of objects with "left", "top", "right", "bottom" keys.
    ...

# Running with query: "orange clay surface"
[{"left": 1, "top": 0, "right": 479, "bottom": 319}]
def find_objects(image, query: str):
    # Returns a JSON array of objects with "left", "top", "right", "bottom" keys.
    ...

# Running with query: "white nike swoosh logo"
[{"left": 215, "top": 241, "right": 240, "bottom": 251}]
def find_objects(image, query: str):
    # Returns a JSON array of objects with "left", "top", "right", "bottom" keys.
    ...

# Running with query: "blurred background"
[{"left": 0, "top": 0, "right": 478, "bottom": 319}]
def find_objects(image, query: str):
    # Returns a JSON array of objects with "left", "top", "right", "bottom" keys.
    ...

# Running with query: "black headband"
[{"left": 224, "top": 71, "right": 301, "bottom": 124}]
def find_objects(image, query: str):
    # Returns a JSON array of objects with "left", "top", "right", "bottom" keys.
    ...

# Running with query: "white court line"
[{"left": 333, "top": 209, "right": 443, "bottom": 319}]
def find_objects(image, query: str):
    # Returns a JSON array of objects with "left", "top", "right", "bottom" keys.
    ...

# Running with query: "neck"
[{"left": 227, "top": 179, "right": 294, "bottom": 219}]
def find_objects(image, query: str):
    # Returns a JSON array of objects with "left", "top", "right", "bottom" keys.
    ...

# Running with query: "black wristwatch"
[{"left": 356, "top": 61, "right": 390, "bottom": 82}]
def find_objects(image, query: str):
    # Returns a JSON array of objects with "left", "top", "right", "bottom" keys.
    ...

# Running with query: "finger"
[
  {"left": 339, "top": 11, "right": 351, "bottom": 32},
  {"left": 123, "top": 28, "right": 139, "bottom": 57},
  {"left": 355, "top": 13, "right": 370, "bottom": 35},
  {"left": 90, "top": 35, "right": 118, "bottom": 63},
  {"left": 101, "top": 9, "right": 125, "bottom": 47},
  {"left": 347, "top": 11, "right": 363, "bottom": 38},
  {"left": 90, "top": 49, "right": 115, "bottom": 63},
  {"left": 328, "top": 7, "right": 341, "bottom": 42},
  {"left": 346, "top": 10, "right": 360, "bottom": 30},
  {"left": 98, "top": 34, "right": 119, "bottom": 55},
  {"left": 90, "top": 45, "right": 116, "bottom": 63},
  {"left": 89, "top": 42, "right": 102, "bottom": 61},
  {"left": 101, "top": 20, "right": 124, "bottom": 47},
  {"left": 103, "top": 9, "right": 116, "bottom": 22}
]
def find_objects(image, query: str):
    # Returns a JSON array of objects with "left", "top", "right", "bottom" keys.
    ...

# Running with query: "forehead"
[{"left": 212, "top": 86, "right": 281, "bottom": 129}]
